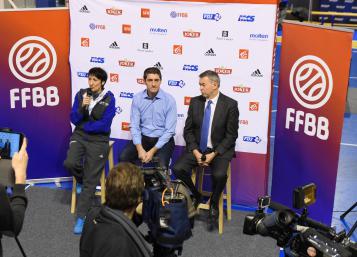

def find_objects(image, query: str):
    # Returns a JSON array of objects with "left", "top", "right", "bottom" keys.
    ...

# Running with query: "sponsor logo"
[
  {"left": 203, "top": 13, "right": 221, "bottom": 21},
  {"left": 110, "top": 73, "right": 119, "bottom": 82},
  {"left": 141, "top": 8, "right": 150, "bottom": 18},
  {"left": 90, "top": 57, "right": 104, "bottom": 63},
  {"left": 170, "top": 11, "right": 188, "bottom": 18},
  {"left": 122, "top": 122, "right": 130, "bottom": 131},
  {"left": 142, "top": 42, "right": 148, "bottom": 49},
  {"left": 290, "top": 55, "right": 332, "bottom": 109},
  {"left": 222, "top": 30, "right": 229, "bottom": 37},
  {"left": 149, "top": 27, "right": 168, "bottom": 35},
  {"left": 249, "top": 102, "right": 259, "bottom": 111},
  {"left": 251, "top": 69, "right": 263, "bottom": 77},
  {"left": 183, "top": 64, "right": 198, "bottom": 71},
  {"left": 217, "top": 30, "right": 233, "bottom": 41},
  {"left": 184, "top": 96, "right": 191, "bottom": 105},
  {"left": 154, "top": 62, "right": 163, "bottom": 70},
  {"left": 168, "top": 80, "right": 185, "bottom": 88},
  {"left": 106, "top": 8, "right": 122, "bottom": 15},
  {"left": 177, "top": 113, "right": 185, "bottom": 118},
  {"left": 79, "top": 5, "right": 90, "bottom": 13},
  {"left": 119, "top": 60, "right": 135, "bottom": 67},
  {"left": 173, "top": 45, "right": 183, "bottom": 55},
  {"left": 250, "top": 33, "right": 269, "bottom": 41},
  {"left": 243, "top": 136, "right": 261, "bottom": 144},
  {"left": 9, "top": 36, "right": 57, "bottom": 84},
  {"left": 109, "top": 41, "right": 120, "bottom": 49},
  {"left": 183, "top": 30, "right": 201, "bottom": 38},
  {"left": 239, "top": 119, "right": 249, "bottom": 125},
  {"left": 89, "top": 23, "right": 105, "bottom": 30},
  {"left": 116, "top": 106, "right": 123, "bottom": 114},
  {"left": 120, "top": 92, "right": 134, "bottom": 98},
  {"left": 233, "top": 86, "right": 251, "bottom": 93},
  {"left": 239, "top": 49, "right": 249, "bottom": 59},
  {"left": 238, "top": 15, "right": 255, "bottom": 22},
  {"left": 138, "top": 43, "right": 153, "bottom": 53},
  {"left": 137, "top": 78, "right": 145, "bottom": 84},
  {"left": 214, "top": 67, "right": 232, "bottom": 75},
  {"left": 77, "top": 72, "right": 88, "bottom": 78},
  {"left": 122, "top": 24, "right": 131, "bottom": 34},
  {"left": 204, "top": 48, "right": 216, "bottom": 56},
  {"left": 81, "top": 37, "right": 89, "bottom": 47}
]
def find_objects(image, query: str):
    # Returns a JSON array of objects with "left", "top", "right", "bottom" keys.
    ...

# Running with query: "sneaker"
[
  {"left": 74, "top": 217, "right": 85, "bottom": 235},
  {"left": 76, "top": 184, "right": 82, "bottom": 194}
]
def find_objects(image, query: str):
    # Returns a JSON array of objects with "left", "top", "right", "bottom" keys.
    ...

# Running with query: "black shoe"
[
  {"left": 207, "top": 206, "right": 218, "bottom": 231},
  {"left": 192, "top": 194, "right": 202, "bottom": 209}
]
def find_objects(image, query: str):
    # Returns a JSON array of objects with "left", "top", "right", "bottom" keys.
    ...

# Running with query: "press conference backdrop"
[{"left": 69, "top": 0, "right": 278, "bottom": 205}]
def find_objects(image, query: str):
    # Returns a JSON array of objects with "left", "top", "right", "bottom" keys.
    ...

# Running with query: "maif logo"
[
  {"left": 9, "top": 36, "right": 57, "bottom": 84},
  {"left": 289, "top": 55, "right": 333, "bottom": 109}
]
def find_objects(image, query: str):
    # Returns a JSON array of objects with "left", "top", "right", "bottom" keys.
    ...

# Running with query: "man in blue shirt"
[{"left": 119, "top": 67, "right": 177, "bottom": 169}]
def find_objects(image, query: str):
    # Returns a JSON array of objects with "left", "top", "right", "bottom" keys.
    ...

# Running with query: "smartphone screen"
[{"left": 0, "top": 131, "right": 23, "bottom": 159}]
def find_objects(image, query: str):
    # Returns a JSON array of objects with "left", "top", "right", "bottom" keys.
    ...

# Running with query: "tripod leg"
[
  {"left": 340, "top": 202, "right": 357, "bottom": 220},
  {"left": 346, "top": 220, "right": 357, "bottom": 238},
  {"left": 15, "top": 237, "right": 27, "bottom": 257}
]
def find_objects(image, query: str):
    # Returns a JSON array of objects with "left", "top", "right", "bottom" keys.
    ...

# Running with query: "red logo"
[
  {"left": 214, "top": 67, "right": 232, "bottom": 74},
  {"left": 110, "top": 73, "right": 119, "bottom": 82},
  {"left": 119, "top": 60, "right": 135, "bottom": 67},
  {"left": 173, "top": 45, "right": 183, "bottom": 55},
  {"left": 106, "top": 8, "right": 122, "bottom": 15},
  {"left": 184, "top": 97, "right": 191, "bottom": 105},
  {"left": 233, "top": 86, "right": 251, "bottom": 93},
  {"left": 249, "top": 102, "right": 259, "bottom": 111},
  {"left": 183, "top": 31, "right": 200, "bottom": 38},
  {"left": 122, "top": 122, "right": 130, "bottom": 131},
  {"left": 239, "top": 49, "right": 249, "bottom": 59},
  {"left": 81, "top": 37, "right": 89, "bottom": 47},
  {"left": 239, "top": 119, "right": 249, "bottom": 125},
  {"left": 137, "top": 78, "right": 145, "bottom": 84},
  {"left": 122, "top": 24, "right": 131, "bottom": 34},
  {"left": 141, "top": 8, "right": 150, "bottom": 18}
]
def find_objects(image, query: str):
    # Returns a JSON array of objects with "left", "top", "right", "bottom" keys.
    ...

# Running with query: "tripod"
[{"left": 340, "top": 202, "right": 357, "bottom": 237}]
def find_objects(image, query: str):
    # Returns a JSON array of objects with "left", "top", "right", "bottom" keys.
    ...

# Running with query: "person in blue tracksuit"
[{"left": 64, "top": 67, "right": 116, "bottom": 235}]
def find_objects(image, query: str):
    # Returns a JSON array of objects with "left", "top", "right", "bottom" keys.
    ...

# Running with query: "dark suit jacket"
[{"left": 184, "top": 93, "right": 239, "bottom": 159}]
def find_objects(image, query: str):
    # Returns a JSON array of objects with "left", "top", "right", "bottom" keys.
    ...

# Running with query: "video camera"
[{"left": 243, "top": 183, "right": 357, "bottom": 257}]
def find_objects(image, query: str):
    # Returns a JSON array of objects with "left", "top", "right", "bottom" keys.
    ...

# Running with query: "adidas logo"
[
  {"left": 154, "top": 62, "right": 163, "bottom": 70},
  {"left": 79, "top": 5, "right": 90, "bottom": 13},
  {"left": 204, "top": 48, "right": 216, "bottom": 56},
  {"left": 109, "top": 41, "right": 120, "bottom": 49},
  {"left": 251, "top": 69, "right": 263, "bottom": 77}
]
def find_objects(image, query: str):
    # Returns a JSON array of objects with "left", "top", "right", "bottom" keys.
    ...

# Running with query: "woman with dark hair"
[{"left": 64, "top": 67, "right": 116, "bottom": 234}]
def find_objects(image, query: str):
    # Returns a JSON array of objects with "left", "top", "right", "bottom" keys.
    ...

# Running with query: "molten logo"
[
  {"left": 110, "top": 73, "right": 119, "bottom": 82},
  {"left": 183, "top": 31, "right": 200, "bottom": 38},
  {"left": 8, "top": 36, "right": 57, "bottom": 84},
  {"left": 173, "top": 45, "right": 183, "bottom": 55},
  {"left": 141, "top": 8, "right": 150, "bottom": 18},
  {"left": 81, "top": 38, "right": 89, "bottom": 47},
  {"left": 214, "top": 67, "right": 232, "bottom": 74},
  {"left": 249, "top": 102, "right": 259, "bottom": 111},
  {"left": 122, "top": 24, "right": 131, "bottom": 34},
  {"left": 239, "top": 49, "right": 249, "bottom": 59},
  {"left": 106, "top": 8, "right": 122, "bottom": 15},
  {"left": 233, "top": 86, "right": 251, "bottom": 93},
  {"left": 184, "top": 96, "right": 191, "bottom": 105},
  {"left": 289, "top": 55, "right": 333, "bottom": 109},
  {"left": 119, "top": 60, "right": 135, "bottom": 67},
  {"left": 122, "top": 122, "right": 130, "bottom": 131}
]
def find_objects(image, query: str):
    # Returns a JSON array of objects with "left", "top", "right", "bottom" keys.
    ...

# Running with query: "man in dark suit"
[{"left": 173, "top": 70, "right": 239, "bottom": 230}]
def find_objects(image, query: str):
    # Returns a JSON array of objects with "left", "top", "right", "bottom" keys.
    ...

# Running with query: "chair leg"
[
  {"left": 227, "top": 165, "right": 232, "bottom": 221},
  {"left": 100, "top": 169, "right": 106, "bottom": 204},
  {"left": 71, "top": 177, "right": 77, "bottom": 214},
  {"left": 218, "top": 192, "right": 224, "bottom": 235}
]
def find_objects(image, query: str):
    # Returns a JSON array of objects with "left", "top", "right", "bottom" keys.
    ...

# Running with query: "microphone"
[{"left": 85, "top": 88, "right": 92, "bottom": 111}]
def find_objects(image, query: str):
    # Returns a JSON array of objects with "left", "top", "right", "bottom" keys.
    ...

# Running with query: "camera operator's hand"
[
  {"left": 202, "top": 152, "right": 216, "bottom": 166},
  {"left": 81, "top": 93, "right": 92, "bottom": 108},
  {"left": 12, "top": 138, "right": 28, "bottom": 184},
  {"left": 193, "top": 149, "right": 204, "bottom": 166}
]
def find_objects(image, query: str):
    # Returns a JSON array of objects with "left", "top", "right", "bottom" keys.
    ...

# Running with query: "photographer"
[
  {"left": 80, "top": 162, "right": 152, "bottom": 257},
  {"left": 0, "top": 139, "right": 28, "bottom": 257}
]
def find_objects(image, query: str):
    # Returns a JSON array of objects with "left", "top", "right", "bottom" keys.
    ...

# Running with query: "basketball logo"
[
  {"left": 289, "top": 55, "right": 333, "bottom": 109},
  {"left": 8, "top": 36, "right": 57, "bottom": 84}
]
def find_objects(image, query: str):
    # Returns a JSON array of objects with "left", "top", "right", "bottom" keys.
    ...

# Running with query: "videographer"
[
  {"left": 0, "top": 138, "right": 28, "bottom": 257},
  {"left": 80, "top": 162, "right": 152, "bottom": 257}
]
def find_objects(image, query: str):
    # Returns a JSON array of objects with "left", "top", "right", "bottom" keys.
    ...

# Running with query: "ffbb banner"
[{"left": 272, "top": 21, "right": 353, "bottom": 225}]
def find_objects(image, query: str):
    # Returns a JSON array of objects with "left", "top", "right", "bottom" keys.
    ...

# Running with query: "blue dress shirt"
[{"left": 130, "top": 89, "right": 177, "bottom": 149}]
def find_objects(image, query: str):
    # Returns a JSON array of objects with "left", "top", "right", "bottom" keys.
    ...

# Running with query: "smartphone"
[{"left": 0, "top": 130, "right": 24, "bottom": 159}]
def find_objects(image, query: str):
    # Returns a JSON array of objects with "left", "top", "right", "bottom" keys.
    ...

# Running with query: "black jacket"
[{"left": 80, "top": 206, "right": 152, "bottom": 257}]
